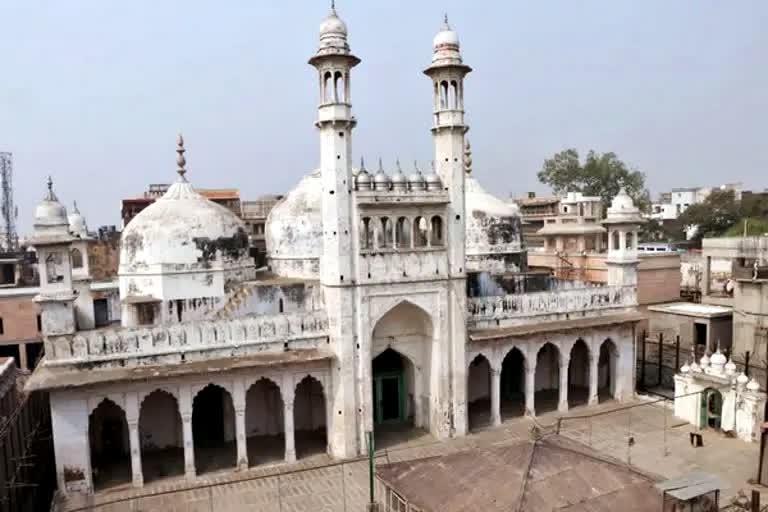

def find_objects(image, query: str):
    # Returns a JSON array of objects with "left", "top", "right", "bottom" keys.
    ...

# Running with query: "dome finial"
[
  {"left": 44, "top": 175, "right": 58, "bottom": 201},
  {"left": 360, "top": 156, "right": 366, "bottom": 171},
  {"left": 72, "top": 200, "right": 79, "bottom": 213},
  {"left": 378, "top": 156, "right": 384, "bottom": 172},
  {"left": 176, "top": 133, "right": 187, "bottom": 181},
  {"left": 396, "top": 158, "right": 402, "bottom": 172},
  {"left": 443, "top": 13, "right": 450, "bottom": 29},
  {"left": 330, "top": 0, "right": 336, "bottom": 14}
]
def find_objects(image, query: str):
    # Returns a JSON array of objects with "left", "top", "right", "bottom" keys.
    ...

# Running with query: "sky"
[{"left": 1, "top": 1, "right": 767, "bottom": 235}]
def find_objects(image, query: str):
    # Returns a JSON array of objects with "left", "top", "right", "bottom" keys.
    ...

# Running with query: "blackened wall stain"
[{"left": 193, "top": 228, "right": 249, "bottom": 267}]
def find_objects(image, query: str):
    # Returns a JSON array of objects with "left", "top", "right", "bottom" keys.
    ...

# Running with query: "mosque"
[{"left": 26, "top": 6, "right": 644, "bottom": 494}]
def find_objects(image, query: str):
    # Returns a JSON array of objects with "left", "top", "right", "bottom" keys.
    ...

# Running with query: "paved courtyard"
[{"left": 55, "top": 397, "right": 766, "bottom": 512}]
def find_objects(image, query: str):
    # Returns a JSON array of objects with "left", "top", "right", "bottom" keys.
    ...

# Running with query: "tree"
[
  {"left": 538, "top": 149, "right": 650, "bottom": 213},
  {"left": 677, "top": 189, "right": 740, "bottom": 241}
]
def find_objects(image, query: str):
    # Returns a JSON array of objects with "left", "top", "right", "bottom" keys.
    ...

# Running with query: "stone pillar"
[
  {"left": 490, "top": 367, "right": 501, "bottom": 427},
  {"left": 702, "top": 256, "right": 711, "bottom": 296},
  {"left": 284, "top": 400, "right": 296, "bottom": 463},
  {"left": 179, "top": 387, "right": 196, "bottom": 479},
  {"left": 233, "top": 379, "right": 248, "bottom": 470},
  {"left": 125, "top": 392, "right": 143, "bottom": 488},
  {"left": 588, "top": 354, "right": 599, "bottom": 406},
  {"left": 525, "top": 364, "right": 536, "bottom": 417},
  {"left": 17, "top": 342, "right": 28, "bottom": 371},
  {"left": 558, "top": 357, "right": 570, "bottom": 413},
  {"left": 619, "top": 230, "right": 626, "bottom": 253}
]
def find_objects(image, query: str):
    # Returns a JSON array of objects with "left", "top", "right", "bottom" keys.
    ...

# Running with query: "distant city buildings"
[{"left": 648, "top": 183, "right": 743, "bottom": 223}]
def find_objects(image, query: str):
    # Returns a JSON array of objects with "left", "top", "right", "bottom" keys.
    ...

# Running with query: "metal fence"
[{"left": 0, "top": 390, "right": 56, "bottom": 512}]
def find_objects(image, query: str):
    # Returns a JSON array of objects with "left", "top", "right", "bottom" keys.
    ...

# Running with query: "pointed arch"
[
  {"left": 139, "top": 389, "right": 183, "bottom": 483},
  {"left": 501, "top": 346, "right": 527, "bottom": 420},
  {"left": 568, "top": 339, "right": 590, "bottom": 408},
  {"left": 598, "top": 338, "right": 619, "bottom": 402},
  {"left": 467, "top": 354, "right": 491, "bottom": 430},
  {"left": 294, "top": 375, "right": 328, "bottom": 459},
  {"left": 192, "top": 383, "right": 236, "bottom": 474},
  {"left": 246, "top": 377, "right": 285, "bottom": 467},
  {"left": 89, "top": 398, "right": 130, "bottom": 490},
  {"left": 534, "top": 342, "right": 561, "bottom": 414}
]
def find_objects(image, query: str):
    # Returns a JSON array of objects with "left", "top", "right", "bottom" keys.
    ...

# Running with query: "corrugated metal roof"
[{"left": 376, "top": 436, "right": 660, "bottom": 512}]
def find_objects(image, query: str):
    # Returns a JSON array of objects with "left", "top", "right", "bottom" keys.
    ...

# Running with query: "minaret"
[
  {"left": 424, "top": 16, "right": 472, "bottom": 437},
  {"left": 424, "top": 15, "right": 471, "bottom": 277},
  {"left": 308, "top": 4, "right": 360, "bottom": 459},
  {"left": 30, "top": 177, "right": 77, "bottom": 341},
  {"left": 602, "top": 188, "right": 645, "bottom": 289},
  {"left": 309, "top": 2, "right": 359, "bottom": 285},
  {"left": 68, "top": 200, "right": 95, "bottom": 330}
]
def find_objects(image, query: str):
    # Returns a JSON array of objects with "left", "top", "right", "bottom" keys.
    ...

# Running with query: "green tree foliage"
[
  {"left": 677, "top": 189, "right": 739, "bottom": 240},
  {"left": 724, "top": 218, "right": 768, "bottom": 237},
  {"left": 538, "top": 149, "right": 650, "bottom": 213}
]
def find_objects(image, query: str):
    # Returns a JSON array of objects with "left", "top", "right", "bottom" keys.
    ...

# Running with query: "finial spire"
[
  {"left": 72, "top": 200, "right": 79, "bottom": 213},
  {"left": 44, "top": 175, "right": 58, "bottom": 201},
  {"left": 378, "top": 156, "right": 384, "bottom": 172},
  {"left": 360, "top": 156, "right": 366, "bottom": 171},
  {"left": 396, "top": 158, "right": 402, "bottom": 172},
  {"left": 443, "top": 13, "right": 450, "bottom": 29},
  {"left": 415, "top": 160, "right": 421, "bottom": 172},
  {"left": 331, "top": 0, "right": 336, "bottom": 14},
  {"left": 176, "top": 133, "right": 187, "bottom": 181}
]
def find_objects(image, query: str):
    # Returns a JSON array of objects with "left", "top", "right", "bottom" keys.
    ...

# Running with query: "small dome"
[
  {"left": 747, "top": 378, "right": 761, "bottom": 392},
  {"left": 391, "top": 160, "right": 407, "bottom": 190},
  {"left": 604, "top": 187, "right": 644, "bottom": 225},
  {"left": 680, "top": 362, "right": 690, "bottom": 374},
  {"left": 465, "top": 175, "right": 523, "bottom": 266},
  {"left": 68, "top": 201, "right": 88, "bottom": 238},
  {"left": 408, "top": 164, "right": 426, "bottom": 191},
  {"left": 320, "top": 9, "right": 347, "bottom": 38},
  {"left": 424, "top": 163, "right": 442, "bottom": 191},
  {"left": 710, "top": 348, "right": 727, "bottom": 366},
  {"left": 725, "top": 358, "right": 737, "bottom": 376},
  {"left": 433, "top": 27, "right": 459, "bottom": 49},
  {"left": 737, "top": 372, "right": 749, "bottom": 386},
  {"left": 373, "top": 159, "right": 391, "bottom": 191},
  {"left": 356, "top": 169, "right": 372, "bottom": 189},
  {"left": 690, "top": 360, "right": 701, "bottom": 373},
  {"left": 699, "top": 352, "right": 710, "bottom": 368},
  {"left": 32, "top": 177, "right": 72, "bottom": 241}
]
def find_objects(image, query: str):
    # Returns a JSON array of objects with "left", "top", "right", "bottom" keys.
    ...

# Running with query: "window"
[
  {"left": 395, "top": 217, "right": 411, "bottom": 248},
  {"left": 45, "top": 253, "right": 64, "bottom": 283},
  {"left": 612, "top": 231, "right": 620, "bottom": 251},
  {"left": 36, "top": 315, "right": 42, "bottom": 332},
  {"left": 71, "top": 248, "right": 83, "bottom": 269},
  {"left": 136, "top": 303, "right": 155, "bottom": 326},
  {"left": 430, "top": 216, "right": 443, "bottom": 246},
  {"left": 413, "top": 217, "right": 428, "bottom": 247},
  {"left": 360, "top": 217, "right": 373, "bottom": 249},
  {"left": 378, "top": 217, "right": 393, "bottom": 249}
]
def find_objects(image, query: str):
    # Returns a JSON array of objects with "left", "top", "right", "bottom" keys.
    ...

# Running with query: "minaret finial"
[
  {"left": 44, "top": 175, "right": 57, "bottom": 201},
  {"left": 396, "top": 158, "right": 402, "bottom": 172},
  {"left": 331, "top": 0, "right": 336, "bottom": 14},
  {"left": 360, "top": 156, "right": 366, "bottom": 171},
  {"left": 415, "top": 160, "right": 420, "bottom": 172},
  {"left": 443, "top": 13, "right": 450, "bottom": 29},
  {"left": 73, "top": 200, "right": 79, "bottom": 213},
  {"left": 176, "top": 133, "right": 187, "bottom": 181},
  {"left": 378, "top": 156, "right": 384, "bottom": 172}
]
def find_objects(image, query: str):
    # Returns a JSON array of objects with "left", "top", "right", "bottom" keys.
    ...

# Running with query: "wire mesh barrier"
[
  {"left": 0, "top": 390, "right": 56, "bottom": 512},
  {"left": 636, "top": 332, "right": 682, "bottom": 397}
]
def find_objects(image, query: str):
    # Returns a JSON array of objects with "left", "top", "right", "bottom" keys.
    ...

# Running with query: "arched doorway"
[
  {"left": 371, "top": 301, "right": 433, "bottom": 439},
  {"left": 598, "top": 339, "right": 618, "bottom": 402},
  {"left": 294, "top": 376, "right": 327, "bottom": 459},
  {"left": 500, "top": 347, "right": 526, "bottom": 420},
  {"left": 246, "top": 378, "right": 284, "bottom": 467},
  {"left": 467, "top": 354, "right": 491, "bottom": 430},
  {"left": 568, "top": 339, "right": 590, "bottom": 408},
  {"left": 701, "top": 388, "right": 723, "bottom": 430},
  {"left": 535, "top": 343, "right": 560, "bottom": 414},
  {"left": 139, "top": 390, "right": 183, "bottom": 483},
  {"left": 89, "top": 399, "right": 130, "bottom": 490},
  {"left": 192, "top": 384, "right": 236, "bottom": 474}
]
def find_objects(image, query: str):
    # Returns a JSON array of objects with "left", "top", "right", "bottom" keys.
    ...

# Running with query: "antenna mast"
[{"left": 0, "top": 153, "right": 18, "bottom": 251}]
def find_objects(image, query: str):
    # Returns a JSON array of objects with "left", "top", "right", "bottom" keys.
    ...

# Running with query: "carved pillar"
[
  {"left": 125, "top": 392, "right": 143, "bottom": 488},
  {"left": 490, "top": 367, "right": 501, "bottom": 427},
  {"left": 525, "top": 363, "right": 536, "bottom": 417},
  {"left": 558, "top": 356, "right": 570, "bottom": 413},
  {"left": 588, "top": 354, "right": 599, "bottom": 406},
  {"left": 180, "top": 387, "right": 196, "bottom": 479},
  {"left": 282, "top": 374, "right": 296, "bottom": 463},
  {"left": 233, "top": 379, "right": 248, "bottom": 470},
  {"left": 284, "top": 400, "right": 296, "bottom": 463},
  {"left": 702, "top": 256, "right": 711, "bottom": 296}
]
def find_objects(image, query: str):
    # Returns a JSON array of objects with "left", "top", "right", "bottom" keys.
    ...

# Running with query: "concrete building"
[
  {"left": 26, "top": 9, "right": 644, "bottom": 497},
  {"left": 648, "top": 183, "right": 742, "bottom": 223},
  {"left": 241, "top": 194, "right": 283, "bottom": 267},
  {"left": 528, "top": 191, "right": 680, "bottom": 306},
  {"left": 509, "top": 193, "right": 560, "bottom": 249}
]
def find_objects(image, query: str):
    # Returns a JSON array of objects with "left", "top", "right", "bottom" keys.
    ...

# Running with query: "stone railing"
[
  {"left": 46, "top": 310, "right": 329, "bottom": 365},
  {"left": 467, "top": 285, "right": 637, "bottom": 321}
]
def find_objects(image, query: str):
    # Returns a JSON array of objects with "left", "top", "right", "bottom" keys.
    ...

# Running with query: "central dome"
[{"left": 120, "top": 180, "right": 249, "bottom": 271}]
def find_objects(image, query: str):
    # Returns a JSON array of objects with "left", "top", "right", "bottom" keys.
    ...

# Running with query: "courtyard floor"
[{"left": 55, "top": 396, "right": 766, "bottom": 512}]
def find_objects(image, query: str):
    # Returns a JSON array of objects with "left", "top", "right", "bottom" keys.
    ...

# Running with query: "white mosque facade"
[{"left": 27, "top": 9, "right": 644, "bottom": 494}]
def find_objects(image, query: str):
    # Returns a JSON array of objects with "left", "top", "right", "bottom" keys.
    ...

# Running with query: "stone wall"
[{"left": 87, "top": 238, "right": 120, "bottom": 282}]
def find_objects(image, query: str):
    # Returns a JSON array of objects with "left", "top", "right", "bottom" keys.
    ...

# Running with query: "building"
[
  {"left": 241, "top": 194, "right": 283, "bottom": 267},
  {"left": 648, "top": 183, "right": 742, "bottom": 223},
  {"left": 528, "top": 191, "right": 680, "bottom": 306},
  {"left": 121, "top": 183, "right": 241, "bottom": 228},
  {"left": 26, "top": 9, "right": 644, "bottom": 497},
  {"left": 509, "top": 193, "right": 559, "bottom": 248}
]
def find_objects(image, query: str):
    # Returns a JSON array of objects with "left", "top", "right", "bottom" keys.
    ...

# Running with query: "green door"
[
  {"left": 700, "top": 388, "right": 722, "bottom": 430},
  {"left": 374, "top": 372, "right": 405, "bottom": 424}
]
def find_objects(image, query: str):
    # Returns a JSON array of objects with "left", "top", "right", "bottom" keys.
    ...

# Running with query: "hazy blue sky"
[{"left": 2, "top": 1, "right": 766, "bottom": 234}]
